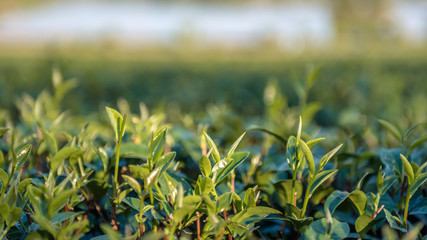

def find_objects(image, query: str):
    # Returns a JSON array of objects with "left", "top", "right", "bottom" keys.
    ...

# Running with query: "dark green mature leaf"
[
  {"left": 384, "top": 209, "right": 407, "bottom": 233},
  {"left": 300, "top": 140, "right": 315, "bottom": 175},
  {"left": 51, "top": 212, "right": 82, "bottom": 224},
  {"left": 274, "top": 180, "right": 303, "bottom": 205},
  {"left": 379, "top": 119, "right": 402, "bottom": 143},
  {"left": 0, "top": 127, "right": 9, "bottom": 138},
  {"left": 122, "top": 197, "right": 146, "bottom": 212},
  {"left": 200, "top": 155, "right": 212, "bottom": 177},
  {"left": 203, "top": 132, "right": 220, "bottom": 163},
  {"left": 286, "top": 136, "right": 298, "bottom": 170},
  {"left": 122, "top": 175, "right": 142, "bottom": 195},
  {"left": 226, "top": 132, "right": 246, "bottom": 158},
  {"left": 301, "top": 218, "right": 350, "bottom": 240},
  {"left": 214, "top": 152, "right": 249, "bottom": 184},
  {"left": 380, "top": 176, "right": 398, "bottom": 196},
  {"left": 400, "top": 154, "right": 414, "bottom": 184},
  {"left": 325, "top": 191, "right": 349, "bottom": 215},
  {"left": 409, "top": 172, "right": 427, "bottom": 196},
  {"left": 309, "top": 170, "right": 338, "bottom": 196},
  {"left": 284, "top": 216, "right": 314, "bottom": 233},
  {"left": 50, "top": 147, "right": 81, "bottom": 172},
  {"left": 348, "top": 190, "right": 367, "bottom": 216},
  {"left": 105, "top": 107, "right": 123, "bottom": 141},
  {"left": 311, "top": 186, "right": 334, "bottom": 205}
]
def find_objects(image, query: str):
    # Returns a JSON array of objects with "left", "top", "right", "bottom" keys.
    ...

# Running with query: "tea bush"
[{"left": 0, "top": 69, "right": 426, "bottom": 239}]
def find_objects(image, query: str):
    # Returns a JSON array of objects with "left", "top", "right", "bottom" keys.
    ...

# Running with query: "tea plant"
[{"left": 0, "top": 69, "right": 425, "bottom": 239}]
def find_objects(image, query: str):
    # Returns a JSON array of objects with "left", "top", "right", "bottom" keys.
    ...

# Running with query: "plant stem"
[
  {"left": 301, "top": 176, "right": 313, "bottom": 218},
  {"left": 403, "top": 185, "right": 411, "bottom": 227},
  {"left": 196, "top": 211, "right": 201, "bottom": 240}
]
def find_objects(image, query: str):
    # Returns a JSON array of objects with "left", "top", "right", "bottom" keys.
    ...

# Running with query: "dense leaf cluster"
[{"left": 0, "top": 70, "right": 426, "bottom": 239}]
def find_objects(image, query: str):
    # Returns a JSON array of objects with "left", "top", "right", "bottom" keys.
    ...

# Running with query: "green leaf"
[
  {"left": 129, "top": 165, "right": 150, "bottom": 180},
  {"left": 0, "top": 168, "right": 9, "bottom": 188},
  {"left": 311, "top": 185, "right": 334, "bottom": 205},
  {"left": 384, "top": 209, "right": 407, "bottom": 233},
  {"left": 348, "top": 190, "right": 367, "bottom": 216},
  {"left": 77, "top": 170, "right": 94, "bottom": 188},
  {"left": 301, "top": 218, "right": 350, "bottom": 240},
  {"left": 355, "top": 214, "right": 380, "bottom": 238},
  {"left": 146, "top": 168, "right": 161, "bottom": 189},
  {"left": 122, "top": 175, "right": 142, "bottom": 195},
  {"left": 400, "top": 154, "right": 414, "bottom": 185},
  {"left": 195, "top": 176, "right": 213, "bottom": 195},
  {"left": 203, "top": 132, "right": 220, "bottom": 163},
  {"left": 214, "top": 152, "right": 249, "bottom": 184},
  {"left": 380, "top": 176, "right": 398, "bottom": 196},
  {"left": 318, "top": 144, "right": 342, "bottom": 172},
  {"left": 0, "top": 127, "right": 9, "bottom": 138},
  {"left": 379, "top": 119, "right": 402, "bottom": 143},
  {"left": 148, "top": 128, "right": 167, "bottom": 165},
  {"left": 296, "top": 116, "right": 302, "bottom": 145},
  {"left": 377, "top": 166, "right": 384, "bottom": 190},
  {"left": 286, "top": 136, "right": 298, "bottom": 170},
  {"left": 200, "top": 155, "right": 212, "bottom": 177},
  {"left": 48, "top": 189, "right": 75, "bottom": 217},
  {"left": 105, "top": 107, "right": 123, "bottom": 141},
  {"left": 416, "top": 161, "right": 427, "bottom": 177},
  {"left": 50, "top": 147, "right": 81, "bottom": 172},
  {"left": 306, "top": 138, "right": 325, "bottom": 147},
  {"left": 243, "top": 187, "right": 256, "bottom": 209},
  {"left": 309, "top": 170, "right": 338, "bottom": 196},
  {"left": 51, "top": 212, "right": 82, "bottom": 224},
  {"left": 15, "top": 144, "right": 32, "bottom": 171},
  {"left": 283, "top": 216, "right": 314, "bottom": 233},
  {"left": 247, "top": 127, "right": 288, "bottom": 145},
  {"left": 216, "top": 192, "right": 233, "bottom": 212},
  {"left": 300, "top": 140, "right": 315, "bottom": 175},
  {"left": 122, "top": 197, "right": 145, "bottom": 212},
  {"left": 409, "top": 172, "right": 427, "bottom": 196},
  {"left": 100, "top": 223, "right": 123, "bottom": 240},
  {"left": 226, "top": 132, "right": 246, "bottom": 158},
  {"left": 96, "top": 147, "right": 109, "bottom": 172},
  {"left": 232, "top": 206, "right": 281, "bottom": 223},
  {"left": 274, "top": 180, "right": 303, "bottom": 205},
  {"left": 18, "top": 178, "right": 32, "bottom": 193},
  {"left": 324, "top": 190, "right": 349, "bottom": 215},
  {"left": 156, "top": 152, "right": 176, "bottom": 178},
  {"left": 40, "top": 128, "right": 57, "bottom": 155},
  {"left": 0, "top": 151, "right": 4, "bottom": 168},
  {"left": 408, "top": 135, "right": 427, "bottom": 155}
]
